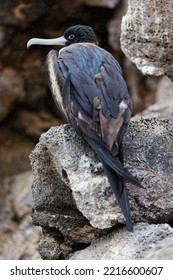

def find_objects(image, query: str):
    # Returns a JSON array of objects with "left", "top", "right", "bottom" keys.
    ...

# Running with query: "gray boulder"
[
  {"left": 121, "top": 0, "right": 173, "bottom": 80},
  {"left": 30, "top": 118, "right": 173, "bottom": 259}
]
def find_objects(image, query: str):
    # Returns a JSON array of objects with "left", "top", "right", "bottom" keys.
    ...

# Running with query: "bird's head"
[{"left": 27, "top": 25, "right": 98, "bottom": 48}]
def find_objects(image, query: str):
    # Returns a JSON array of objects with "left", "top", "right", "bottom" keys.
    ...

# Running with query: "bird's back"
[
  {"left": 58, "top": 43, "right": 130, "bottom": 119},
  {"left": 58, "top": 42, "right": 122, "bottom": 80}
]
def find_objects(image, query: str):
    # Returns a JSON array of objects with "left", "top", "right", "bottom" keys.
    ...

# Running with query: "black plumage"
[{"left": 27, "top": 25, "right": 142, "bottom": 231}]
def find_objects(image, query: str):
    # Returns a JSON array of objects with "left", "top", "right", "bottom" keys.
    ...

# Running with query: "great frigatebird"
[{"left": 27, "top": 25, "right": 142, "bottom": 232}]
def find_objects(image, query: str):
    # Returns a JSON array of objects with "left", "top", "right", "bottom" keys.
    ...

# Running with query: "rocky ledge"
[{"left": 30, "top": 118, "right": 173, "bottom": 259}]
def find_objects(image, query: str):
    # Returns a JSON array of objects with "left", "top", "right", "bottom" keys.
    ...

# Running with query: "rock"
[
  {"left": 108, "top": 18, "right": 122, "bottom": 52},
  {"left": 31, "top": 120, "right": 173, "bottom": 228},
  {"left": 12, "top": 171, "right": 34, "bottom": 219},
  {"left": 143, "top": 235, "right": 173, "bottom": 260},
  {"left": 30, "top": 119, "right": 173, "bottom": 258},
  {"left": 38, "top": 231, "right": 71, "bottom": 260},
  {"left": 121, "top": 0, "right": 173, "bottom": 80},
  {"left": 0, "top": 126, "right": 36, "bottom": 179},
  {"left": 0, "top": 1, "right": 51, "bottom": 29},
  {"left": 0, "top": 67, "right": 25, "bottom": 122},
  {"left": 133, "top": 76, "right": 173, "bottom": 120},
  {"left": 30, "top": 126, "right": 101, "bottom": 248},
  {"left": 156, "top": 76, "right": 173, "bottom": 105},
  {"left": 0, "top": 171, "right": 41, "bottom": 260},
  {"left": 123, "top": 119, "right": 173, "bottom": 224},
  {"left": 70, "top": 223, "right": 173, "bottom": 259},
  {"left": 22, "top": 65, "right": 48, "bottom": 109},
  {"left": 30, "top": 124, "right": 125, "bottom": 231},
  {"left": 0, "top": 26, "right": 13, "bottom": 49},
  {"left": 0, "top": 216, "right": 41, "bottom": 260},
  {"left": 12, "top": 109, "right": 62, "bottom": 139}
]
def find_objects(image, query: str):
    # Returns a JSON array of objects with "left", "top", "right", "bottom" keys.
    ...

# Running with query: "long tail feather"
[
  {"left": 84, "top": 136, "right": 144, "bottom": 231},
  {"left": 86, "top": 137, "right": 143, "bottom": 188},
  {"left": 101, "top": 160, "right": 133, "bottom": 232}
]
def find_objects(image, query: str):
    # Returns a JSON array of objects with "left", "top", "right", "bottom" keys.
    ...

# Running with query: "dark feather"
[
  {"left": 84, "top": 136, "right": 143, "bottom": 188},
  {"left": 101, "top": 161, "right": 133, "bottom": 232}
]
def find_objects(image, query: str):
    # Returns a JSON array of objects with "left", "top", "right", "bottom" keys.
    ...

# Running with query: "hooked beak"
[{"left": 27, "top": 36, "right": 67, "bottom": 48}]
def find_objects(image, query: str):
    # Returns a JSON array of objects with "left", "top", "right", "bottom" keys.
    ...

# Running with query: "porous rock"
[
  {"left": 70, "top": 223, "right": 173, "bottom": 259},
  {"left": 121, "top": 0, "right": 173, "bottom": 80},
  {"left": 30, "top": 119, "right": 173, "bottom": 255},
  {"left": 30, "top": 125, "right": 101, "bottom": 248},
  {"left": 123, "top": 118, "right": 173, "bottom": 225}
]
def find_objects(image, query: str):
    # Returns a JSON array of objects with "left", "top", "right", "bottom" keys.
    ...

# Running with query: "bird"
[{"left": 27, "top": 25, "right": 143, "bottom": 231}]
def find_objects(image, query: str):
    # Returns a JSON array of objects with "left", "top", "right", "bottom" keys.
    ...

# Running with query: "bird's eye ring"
[{"left": 68, "top": 34, "right": 75, "bottom": 40}]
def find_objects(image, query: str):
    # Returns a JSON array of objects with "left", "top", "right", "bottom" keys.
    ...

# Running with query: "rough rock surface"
[
  {"left": 70, "top": 223, "right": 173, "bottom": 259},
  {"left": 121, "top": 0, "right": 173, "bottom": 80},
  {"left": 143, "top": 235, "right": 173, "bottom": 260},
  {"left": 30, "top": 119, "right": 173, "bottom": 259}
]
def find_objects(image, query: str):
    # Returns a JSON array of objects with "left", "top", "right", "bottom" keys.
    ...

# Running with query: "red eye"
[{"left": 68, "top": 34, "right": 75, "bottom": 40}]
